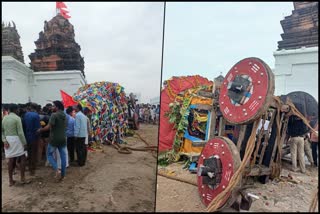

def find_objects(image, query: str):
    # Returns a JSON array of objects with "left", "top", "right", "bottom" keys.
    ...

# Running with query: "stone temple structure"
[
  {"left": 29, "top": 14, "right": 85, "bottom": 77},
  {"left": 277, "top": 2, "right": 318, "bottom": 50},
  {"left": 2, "top": 21, "right": 25, "bottom": 63},
  {"left": 273, "top": 1, "right": 318, "bottom": 101},
  {"left": 2, "top": 14, "right": 86, "bottom": 105}
]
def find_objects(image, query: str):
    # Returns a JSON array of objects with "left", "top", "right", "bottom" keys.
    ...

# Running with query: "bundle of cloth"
[{"left": 73, "top": 81, "right": 129, "bottom": 144}]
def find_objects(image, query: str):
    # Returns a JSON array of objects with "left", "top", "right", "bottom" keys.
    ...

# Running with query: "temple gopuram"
[
  {"left": 273, "top": 1, "right": 318, "bottom": 102},
  {"left": 277, "top": 2, "right": 318, "bottom": 50},
  {"left": 29, "top": 14, "right": 85, "bottom": 77},
  {"left": 2, "top": 21, "right": 25, "bottom": 63},
  {"left": 2, "top": 13, "right": 86, "bottom": 105}
]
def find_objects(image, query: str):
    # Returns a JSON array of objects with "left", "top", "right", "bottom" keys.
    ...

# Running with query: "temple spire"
[
  {"left": 277, "top": 2, "right": 318, "bottom": 50},
  {"left": 29, "top": 14, "right": 84, "bottom": 76},
  {"left": 2, "top": 21, "right": 25, "bottom": 63}
]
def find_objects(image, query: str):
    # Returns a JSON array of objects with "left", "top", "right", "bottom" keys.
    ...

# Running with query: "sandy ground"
[
  {"left": 2, "top": 124, "right": 158, "bottom": 212},
  {"left": 156, "top": 160, "right": 318, "bottom": 212}
]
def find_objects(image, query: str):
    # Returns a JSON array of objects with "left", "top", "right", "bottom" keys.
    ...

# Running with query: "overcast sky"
[
  {"left": 163, "top": 2, "right": 294, "bottom": 82},
  {"left": 2, "top": 2, "right": 164, "bottom": 103}
]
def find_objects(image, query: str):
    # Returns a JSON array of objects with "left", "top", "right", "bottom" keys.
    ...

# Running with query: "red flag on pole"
[
  {"left": 60, "top": 90, "right": 78, "bottom": 108},
  {"left": 56, "top": 2, "right": 71, "bottom": 19},
  {"left": 61, "top": 13, "right": 71, "bottom": 19},
  {"left": 60, "top": 8, "right": 69, "bottom": 14},
  {"left": 56, "top": 2, "right": 67, "bottom": 9},
  {"left": 60, "top": 10, "right": 71, "bottom": 19}
]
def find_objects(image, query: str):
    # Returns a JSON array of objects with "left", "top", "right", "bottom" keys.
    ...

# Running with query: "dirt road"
[
  {"left": 156, "top": 161, "right": 318, "bottom": 212},
  {"left": 2, "top": 124, "right": 158, "bottom": 212}
]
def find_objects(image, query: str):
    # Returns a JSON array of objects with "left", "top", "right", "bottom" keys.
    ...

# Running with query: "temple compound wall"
[
  {"left": 273, "top": 47, "right": 318, "bottom": 101},
  {"left": 2, "top": 56, "right": 86, "bottom": 106}
]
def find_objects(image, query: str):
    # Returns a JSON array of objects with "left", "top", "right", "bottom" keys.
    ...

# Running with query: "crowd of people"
[
  {"left": 2, "top": 101, "right": 91, "bottom": 186},
  {"left": 1, "top": 101, "right": 160, "bottom": 186},
  {"left": 136, "top": 104, "right": 160, "bottom": 124}
]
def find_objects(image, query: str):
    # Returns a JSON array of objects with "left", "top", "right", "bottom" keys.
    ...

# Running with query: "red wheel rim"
[
  {"left": 219, "top": 58, "right": 274, "bottom": 124},
  {"left": 197, "top": 137, "right": 241, "bottom": 209}
]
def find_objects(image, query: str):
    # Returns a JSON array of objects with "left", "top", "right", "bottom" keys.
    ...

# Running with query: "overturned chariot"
[{"left": 181, "top": 58, "right": 318, "bottom": 211}]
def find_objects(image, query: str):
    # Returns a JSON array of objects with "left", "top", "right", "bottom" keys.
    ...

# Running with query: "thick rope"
[
  {"left": 112, "top": 143, "right": 132, "bottom": 154},
  {"left": 111, "top": 130, "right": 158, "bottom": 156},
  {"left": 286, "top": 98, "right": 317, "bottom": 134},
  {"left": 134, "top": 131, "right": 151, "bottom": 146},
  {"left": 158, "top": 171, "right": 198, "bottom": 186},
  {"left": 112, "top": 143, "right": 157, "bottom": 154},
  {"left": 133, "top": 131, "right": 158, "bottom": 158},
  {"left": 125, "top": 145, "right": 158, "bottom": 151},
  {"left": 309, "top": 189, "right": 318, "bottom": 212},
  {"left": 206, "top": 119, "right": 260, "bottom": 212}
]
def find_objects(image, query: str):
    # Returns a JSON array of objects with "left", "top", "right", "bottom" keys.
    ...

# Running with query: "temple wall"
[
  {"left": 2, "top": 56, "right": 33, "bottom": 104},
  {"left": 32, "top": 70, "right": 86, "bottom": 106},
  {"left": 273, "top": 47, "right": 318, "bottom": 101},
  {"left": 2, "top": 56, "right": 86, "bottom": 106}
]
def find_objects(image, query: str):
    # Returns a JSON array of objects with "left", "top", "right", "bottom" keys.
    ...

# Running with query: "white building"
[
  {"left": 2, "top": 56, "right": 86, "bottom": 106},
  {"left": 273, "top": 46, "right": 318, "bottom": 101}
]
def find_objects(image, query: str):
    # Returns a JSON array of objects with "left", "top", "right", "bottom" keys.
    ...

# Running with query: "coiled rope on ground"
[
  {"left": 112, "top": 130, "right": 158, "bottom": 158},
  {"left": 158, "top": 171, "right": 197, "bottom": 186}
]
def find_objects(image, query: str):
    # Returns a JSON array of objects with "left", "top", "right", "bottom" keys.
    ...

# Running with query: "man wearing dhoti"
[{"left": 2, "top": 104, "right": 30, "bottom": 186}]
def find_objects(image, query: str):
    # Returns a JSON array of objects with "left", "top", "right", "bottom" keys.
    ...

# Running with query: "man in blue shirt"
[
  {"left": 74, "top": 104, "right": 88, "bottom": 166},
  {"left": 66, "top": 106, "right": 75, "bottom": 163},
  {"left": 23, "top": 103, "right": 41, "bottom": 176}
]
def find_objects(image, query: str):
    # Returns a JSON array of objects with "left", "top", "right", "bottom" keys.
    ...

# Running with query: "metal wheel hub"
[{"left": 198, "top": 155, "right": 223, "bottom": 189}]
